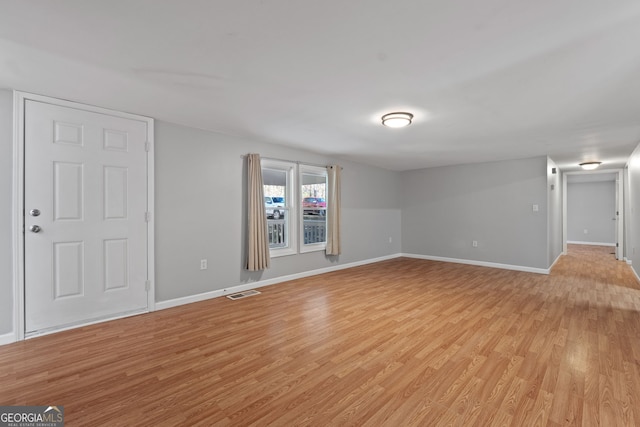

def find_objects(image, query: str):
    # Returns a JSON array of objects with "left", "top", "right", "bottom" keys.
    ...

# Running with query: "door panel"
[
  {"left": 53, "top": 161, "right": 84, "bottom": 220},
  {"left": 25, "top": 100, "right": 149, "bottom": 333},
  {"left": 53, "top": 241, "right": 84, "bottom": 298}
]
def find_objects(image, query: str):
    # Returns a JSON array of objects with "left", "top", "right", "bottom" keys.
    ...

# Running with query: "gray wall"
[
  {"left": 155, "top": 121, "right": 402, "bottom": 301},
  {"left": 567, "top": 181, "right": 615, "bottom": 244},
  {"left": 2, "top": 88, "right": 624, "bottom": 336},
  {"left": 547, "top": 157, "right": 563, "bottom": 265},
  {"left": 0, "top": 90, "right": 13, "bottom": 335},
  {"left": 0, "top": 103, "right": 402, "bottom": 335},
  {"left": 400, "top": 156, "right": 549, "bottom": 269}
]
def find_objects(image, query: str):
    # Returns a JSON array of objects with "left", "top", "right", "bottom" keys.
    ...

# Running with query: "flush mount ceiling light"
[
  {"left": 381, "top": 112, "right": 413, "bottom": 128},
  {"left": 579, "top": 161, "right": 602, "bottom": 170}
]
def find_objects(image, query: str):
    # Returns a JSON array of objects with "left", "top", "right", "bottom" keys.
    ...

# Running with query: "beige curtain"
[
  {"left": 246, "top": 153, "right": 270, "bottom": 270},
  {"left": 326, "top": 165, "right": 342, "bottom": 255}
]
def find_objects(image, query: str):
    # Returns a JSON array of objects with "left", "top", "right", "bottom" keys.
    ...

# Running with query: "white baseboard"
[
  {"left": 630, "top": 265, "right": 640, "bottom": 283},
  {"left": 549, "top": 253, "right": 563, "bottom": 271},
  {"left": 567, "top": 241, "right": 616, "bottom": 247},
  {"left": 155, "top": 253, "right": 402, "bottom": 311},
  {"left": 0, "top": 332, "right": 15, "bottom": 346},
  {"left": 25, "top": 309, "right": 148, "bottom": 339},
  {"left": 2, "top": 251, "right": 566, "bottom": 345},
  {"left": 626, "top": 258, "right": 632, "bottom": 266},
  {"left": 400, "top": 253, "right": 550, "bottom": 275}
]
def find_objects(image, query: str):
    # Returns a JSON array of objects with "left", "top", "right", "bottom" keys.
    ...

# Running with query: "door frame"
[
  {"left": 12, "top": 91, "right": 155, "bottom": 341},
  {"left": 562, "top": 168, "right": 624, "bottom": 259}
]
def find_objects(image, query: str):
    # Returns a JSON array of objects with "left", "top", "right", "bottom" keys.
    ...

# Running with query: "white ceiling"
[{"left": 1, "top": 0, "right": 640, "bottom": 172}]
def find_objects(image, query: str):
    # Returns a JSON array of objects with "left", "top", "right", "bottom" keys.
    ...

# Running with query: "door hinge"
[
  {"left": 145, "top": 141, "right": 151, "bottom": 152},
  {"left": 145, "top": 211, "right": 152, "bottom": 222},
  {"left": 145, "top": 280, "right": 151, "bottom": 291},
  {"left": 616, "top": 243, "right": 619, "bottom": 247}
]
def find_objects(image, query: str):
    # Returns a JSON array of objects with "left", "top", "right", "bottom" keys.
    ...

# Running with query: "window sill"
[
  {"left": 299, "top": 243, "right": 327, "bottom": 254},
  {"left": 269, "top": 247, "right": 297, "bottom": 258}
]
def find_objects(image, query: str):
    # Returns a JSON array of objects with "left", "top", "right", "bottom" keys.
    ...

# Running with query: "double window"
[{"left": 262, "top": 160, "right": 328, "bottom": 257}]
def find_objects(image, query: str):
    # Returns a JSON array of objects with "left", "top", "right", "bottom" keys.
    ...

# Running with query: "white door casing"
[
  {"left": 561, "top": 169, "right": 624, "bottom": 260},
  {"left": 15, "top": 93, "right": 154, "bottom": 337},
  {"left": 616, "top": 170, "right": 624, "bottom": 261}
]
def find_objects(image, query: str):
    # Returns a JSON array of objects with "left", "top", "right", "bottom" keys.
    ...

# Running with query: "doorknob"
[
  {"left": 29, "top": 209, "right": 41, "bottom": 217},
  {"left": 29, "top": 225, "right": 41, "bottom": 233}
]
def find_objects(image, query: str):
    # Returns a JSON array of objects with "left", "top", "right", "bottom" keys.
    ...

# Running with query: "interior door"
[
  {"left": 615, "top": 173, "right": 622, "bottom": 260},
  {"left": 24, "top": 99, "right": 149, "bottom": 334}
]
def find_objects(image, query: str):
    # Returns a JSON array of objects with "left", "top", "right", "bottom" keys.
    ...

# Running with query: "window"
[
  {"left": 300, "top": 165, "right": 328, "bottom": 252},
  {"left": 260, "top": 160, "right": 329, "bottom": 257},
  {"left": 262, "top": 160, "right": 296, "bottom": 257}
]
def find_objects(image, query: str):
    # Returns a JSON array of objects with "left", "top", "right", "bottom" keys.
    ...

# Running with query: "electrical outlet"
[
  {"left": 472, "top": 240, "right": 478, "bottom": 248},
  {"left": 200, "top": 259, "right": 208, "bottom": 270},
  {"left": 388, "top": 237, "right": 392, "bottom": 243},
  {"left": 532, "top": 204, "right": 539, "bottom": 212}
]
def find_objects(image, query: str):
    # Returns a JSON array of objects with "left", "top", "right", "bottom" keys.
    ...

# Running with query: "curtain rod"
[{"left": 240, "top": 154, "right": 343, "bottom": 169}]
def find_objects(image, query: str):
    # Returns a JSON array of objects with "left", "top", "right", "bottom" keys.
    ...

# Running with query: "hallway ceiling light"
[
  {"left": 381, "top": 112, "right": 413, "bottom": 128},
  {"left": 579, "top": 161, "right": 602, "bottom": 170}
]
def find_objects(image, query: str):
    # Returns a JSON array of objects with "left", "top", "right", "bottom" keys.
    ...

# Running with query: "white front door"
[{"left": 24, "top": 99, "right": 150, "bottom": 334}]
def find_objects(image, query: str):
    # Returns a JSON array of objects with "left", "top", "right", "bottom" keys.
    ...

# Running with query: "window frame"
[
  {"left": 262, "top": 159, "right": 297, "bottom": 257},
  {"left": 299, "top": 164, "right": 328, "bottom": 253}
]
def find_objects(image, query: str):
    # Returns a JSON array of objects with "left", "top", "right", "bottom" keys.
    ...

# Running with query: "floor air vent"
[{"left": 226, "top": 290, "right": 261, "bottom": 300}]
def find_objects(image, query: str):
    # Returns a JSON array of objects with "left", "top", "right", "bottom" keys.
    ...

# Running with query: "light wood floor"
[{"left": 2, "top": 245, "right": 640, "bottom": 426}]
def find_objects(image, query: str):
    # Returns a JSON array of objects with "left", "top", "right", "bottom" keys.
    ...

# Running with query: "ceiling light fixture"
[
  {"left": 381, "top": 112, "right": 413, "bottom": 128},
  {"left": 579, "top": 161, "right": 602, "bottom": 170}
]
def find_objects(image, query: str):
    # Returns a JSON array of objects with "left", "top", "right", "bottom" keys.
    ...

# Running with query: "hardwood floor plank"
[{"left": 1, "top": 244, "right": 639, "bottom": 425}]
